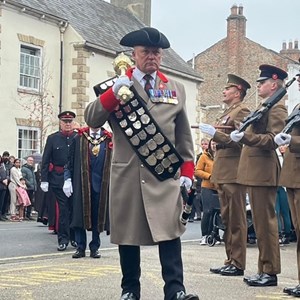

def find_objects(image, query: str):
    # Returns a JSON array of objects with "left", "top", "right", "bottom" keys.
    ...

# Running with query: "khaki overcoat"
[{"left": 84, "top": 69, "right": 194, "bottom": 245}]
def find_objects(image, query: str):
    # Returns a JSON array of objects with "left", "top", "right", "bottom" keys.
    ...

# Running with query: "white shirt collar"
[{"left": 132, "top": 68, "right": 156, "bottom": 87}]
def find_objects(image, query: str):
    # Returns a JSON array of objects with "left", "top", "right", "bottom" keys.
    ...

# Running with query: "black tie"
[{"left": 144, "top": 74, "right": 153, "bottom": 97}]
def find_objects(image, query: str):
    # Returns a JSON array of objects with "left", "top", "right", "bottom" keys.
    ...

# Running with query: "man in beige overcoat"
[
  {"left": 274, "top": 72, "right": 300, "bottom": 297},
  {"left": 84, "top": 27, "right": 198, "bottom": 300},
  {"left": 230, "top": 64, "right": 288, "bottom": 287},
  {"left": 200, "top": 74, "right": 251, "bottom": 276}
]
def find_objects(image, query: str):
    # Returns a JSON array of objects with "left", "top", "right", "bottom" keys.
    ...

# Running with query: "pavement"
[{"left": 0, "top": 231, "right": 298, "bottom": 300}]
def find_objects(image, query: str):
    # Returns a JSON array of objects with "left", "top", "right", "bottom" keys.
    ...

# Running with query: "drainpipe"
[{"left": 58, "top": 21, "right": 68, "bottom": 114}]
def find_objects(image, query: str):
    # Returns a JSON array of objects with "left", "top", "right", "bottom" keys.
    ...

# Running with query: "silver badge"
[
  {"left": 131, "top": 99, "right": 139, "bottom": 107},
  {"left": 119, "top": 119, "right": 127, "bottom": 128},
  {"left": 146, "top": 139, "right": 157, "bottom": 151},
  {"left": 162, "top": 144, "right": 171, "bottom": 153},
  {"left": 130, "top": 135, "right": 140, "bottom": 146},
  {"left": 162, "top": 158, "right": 171, "bottom": 168},
  {"left": 128, "top": 112, "right": 137, "bottom": 122},
  {"left": 155, "top": 164, "right": 164, "bottom": 175},
  {"left": 155, "top": 149, "right": 164, "bottom": 160},
  {"left": 145, "top": 123, "right": 156, "bottom": 135},
  {"left": 137, "top": 130, "right": 147, "bottom": 140},
  {"left": 168, "top": 153, "right": 179, "bottom": 164},
  {"left": 125, "top": 128, "right": 133, "bottom": 136},
  {"left": 146, "top": 154, "right": 157, "bottom": 166},
  {"left": 153, "top": 133, "right": 164, "bottom": 145},
  {"left": 138, "top": 145, "right": 149, "bottom": 157},
  {"left": 133, "top": 120, "right": 142, "bottom": 129},
  {"left": 137, "top": 107, "right": 145, "bottom": 115},
  {"left": 168, "top": 166, "right": 174, "bottom": 173},
  {"left": 140, "top": 114, "right": 150, "bottom": 125}
]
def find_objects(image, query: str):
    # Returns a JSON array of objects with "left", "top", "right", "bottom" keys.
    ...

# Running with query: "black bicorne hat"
[{"left": 120, "top": 27, "right": 170, "bottom": 49}]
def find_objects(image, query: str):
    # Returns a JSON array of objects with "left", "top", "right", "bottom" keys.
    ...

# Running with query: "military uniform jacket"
[
  {"left": 41, "top": 131, "right": 76, "bottom": 188},
  {"left": 84, "top": 69, "right": 194, "bottom": 245},
  {"left": 237, "top": 100, "right": 287, "bottom": 186},
  {"left": 280, "top": 104, "right": 300, "bottom": 188},
  {"left": 212, "top": 102, "right": 250, "bottom": 184}
]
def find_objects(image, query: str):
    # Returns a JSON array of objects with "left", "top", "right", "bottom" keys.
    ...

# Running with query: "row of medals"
[{"left": 115, "top": 98, "right": 180, "bottom": 174}]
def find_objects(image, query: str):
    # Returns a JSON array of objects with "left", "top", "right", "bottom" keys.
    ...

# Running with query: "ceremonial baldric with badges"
[{"left": 94, "top": 77, "right": 184, "bottom": 181}]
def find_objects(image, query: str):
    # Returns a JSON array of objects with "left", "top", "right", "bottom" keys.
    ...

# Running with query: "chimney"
[
  {"left": 282, "top": 41, "right": 287, "bottom": 50},
  {"left": 280, "top": 39, "right": 300, "bottom": 61},
  {"left": 227, "top": 4, "right": 247, "bottom": 39},
  {"left": 111, "top": 0, "right": 151, "bottom": 26},
  {"left": 226, "top": 5, "right": 247, "bottom": 73}
]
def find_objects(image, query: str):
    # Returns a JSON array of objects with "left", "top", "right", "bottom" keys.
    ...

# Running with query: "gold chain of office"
[{"left": 83, "top": 131, "right": 107, "bottom": 156}]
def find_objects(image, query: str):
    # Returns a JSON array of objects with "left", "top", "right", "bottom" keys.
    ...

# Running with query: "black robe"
[{"left": 69, "top": 129, "right": 112, "bottom": 233}]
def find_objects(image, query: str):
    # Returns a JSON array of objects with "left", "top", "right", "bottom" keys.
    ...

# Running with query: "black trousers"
[
  {"left": 119, "top": 237, "right": 185, "bottom": 300},
  {"left": 52, "top": 187, "right": 74, "bottom": 245}
]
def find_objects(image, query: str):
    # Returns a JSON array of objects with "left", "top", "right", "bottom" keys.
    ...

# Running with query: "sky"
[{"left": 150, "top": 0, "right": 300, "bottom": 61}]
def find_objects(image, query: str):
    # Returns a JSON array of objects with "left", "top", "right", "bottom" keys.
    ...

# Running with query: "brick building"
[{"left": 192, "top": 4, "right": 300, "bottom": 148}]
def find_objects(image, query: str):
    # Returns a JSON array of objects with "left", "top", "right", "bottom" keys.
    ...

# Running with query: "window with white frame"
[
  {"left": 17, "top": 126, "right": 40, "bottom": 159},
  {"left": 19, "top": 45, "right": 41, "bottom": 90}
]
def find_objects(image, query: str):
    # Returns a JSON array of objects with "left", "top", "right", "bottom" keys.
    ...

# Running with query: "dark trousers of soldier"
[
  {"left": 52, "top": 187, "right": 73, "bottom": 245},
  {"left": 119, "top": 237, "right": 184, "bottom": 300},
  {"left": 247, "top": 186, "right": 280, "bottom": 274},
  {"left": 217, "top": 183, "right": 247, "bottom": 270},
  {"left": 286, "top": 188, "right": 300, "bottom": 282}
]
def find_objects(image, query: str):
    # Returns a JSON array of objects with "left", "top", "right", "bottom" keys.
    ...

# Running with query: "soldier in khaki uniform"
[
  {"left": 274, "top": 72, "right": 300, "bottom": 297},
  {"left": 230, "top": 65, "right": 288, "bottom": 287},
  {"left": 200, "top": 74, "right": 251, "bottom": 276},
  {"left": 85, "top": 27, "right": 198, "bottom": 300}
]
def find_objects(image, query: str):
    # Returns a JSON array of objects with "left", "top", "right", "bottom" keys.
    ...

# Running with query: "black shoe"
[
  {"left": 220, "top": 264, "right": 244, "bottom": 276},
  {"left": 72, "top": 250, "right": 85, "bottom": 258},
  {"left": 120, "top": 292, "right": 138, "bottom": 300},
  {"left": 176, "top": 291, "right": 199, "bottom": 300},
  {"left": 70, "top": 240, "right": 77, "bottom": 248},
  {"left": 284, "top": 285, "right": 300, "bottom": 295},
  {"left": 188, "top": 219, "right": 194, "bottom": 223},
  {"left": 210, "top": 265, "right": 228, "bottom": 274},
  {"left": 57, "top": 244, "right": 67, "bottom": 251},
  {"left": 0, "top": 216, "right": 7, "bottom": 221},
  {"left": 90, "top": 249, "right": 101, "bottom": 258},
  {"left": 26, "top": 216, "right": 35, "bottom": 221},
  {"left": 291, "top": 286, "right": 300, "bottom": 297},
  {"left": 248, "top": 238, "right": 256, "bottom": 244},
  {"left": 243, "top": 273, "right": 261, "bottom": 283},
  {"left": 246, "top": 273, "right": 277, "bottom": 287}
]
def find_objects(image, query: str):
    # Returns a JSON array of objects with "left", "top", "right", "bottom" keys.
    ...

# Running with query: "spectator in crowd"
[
  {"left": 0, "top": 155, "right": 9, "bottom": 221},
  {"left": 230, "top": 64, "right": 288, "bottom": 287},
  {"left": 194, "top": 139, "right": 219, "bottom": 246},
  {"left": 21, "top": 156, "right": 37, "bottom": 220},
  {"left": 2, "top": 151, "right": 13, "bottom": 219},
  {"left": 8, "top": 158, "right": 26, "bottom": 221},
  {"left": 189, "top": 138, "right": 209, "bottom": 222}
]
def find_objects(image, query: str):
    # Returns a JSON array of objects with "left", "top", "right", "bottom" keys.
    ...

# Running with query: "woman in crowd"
[
  {"left": 8, "top": 158, "right": 26, "bottom": 221},
  {"left": 195, "top": 139, "right": 219, "bottom": 245}
]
